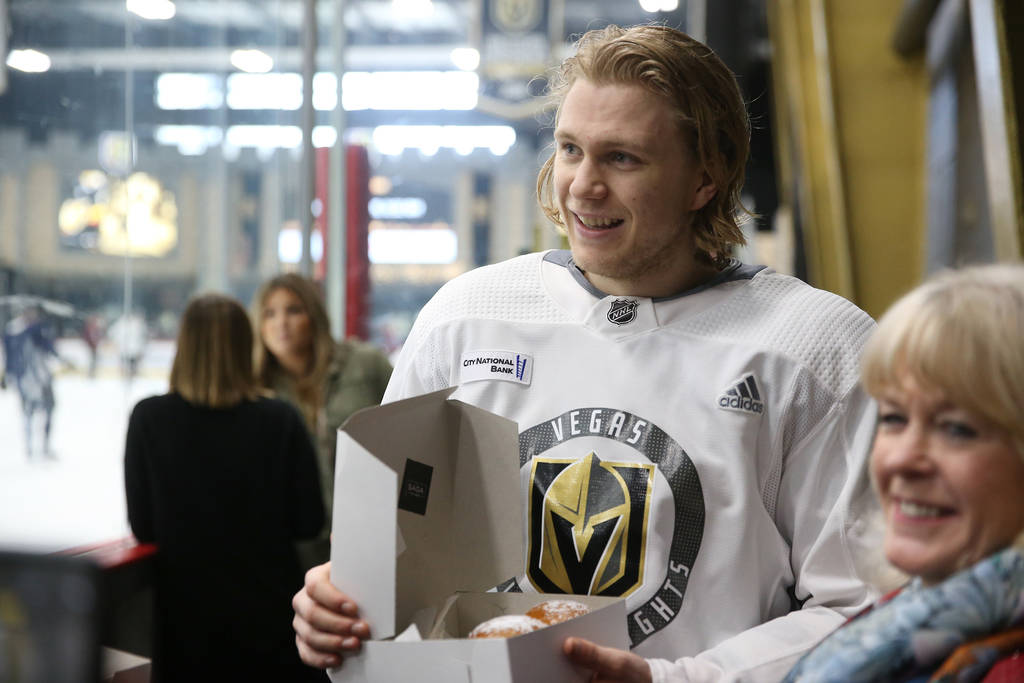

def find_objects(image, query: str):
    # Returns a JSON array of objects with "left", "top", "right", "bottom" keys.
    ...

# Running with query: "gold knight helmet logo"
[
  {"left": 529, "top": 452, "right": 654, "bottom": 597},
  {"left": 519, "top": 407, "right": 704, "bottom": 648}
]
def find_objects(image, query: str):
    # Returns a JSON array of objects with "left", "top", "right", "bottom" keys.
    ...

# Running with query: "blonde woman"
[
  {"left": 124, "top": 294, "right": 323, "bottom": 682},
  {"left": 254, "top": 274, "right": 392, "bottom": 566},
  {"left": 784, "top": 264, "right": 1024, "bottom": 682}
]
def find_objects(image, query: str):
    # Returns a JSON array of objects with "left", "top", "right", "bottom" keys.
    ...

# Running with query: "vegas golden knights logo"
[
  {"left": 518, "top": 407, "right": 705, "bottom": 648},
  {"left": 529, "top": 453, "right": 654, "bottom": 597}
]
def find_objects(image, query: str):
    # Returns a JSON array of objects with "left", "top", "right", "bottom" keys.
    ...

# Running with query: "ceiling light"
[
  {"left": 391, "top": 0, "right": 434, "bottom": 20},
  {"left": 342, "top": 71, "right": 478, "bottom": 111},
  {"left": 371, "top": 125, "right": 516, "bottom": 157},
  {"left": 6, "top": 49, "right": 51, "bottom": 73},
  {"left": 230, "top": 49, "right": 273, "bottom": 74},
  {"left": 155, "top": 73, "right": 223, "bottom": 110},
  {"left": 311, "top": 126, "right": 337, "bottom": 148},
  {"left": 157, "top": 71, "right": 477, "bottom": 112},
  {"left": 279, "top": 224, "right": 324, "bottom": 264},
  {"left": 226, "top": 125, "right": 302, "bottom": 150},
  {"left": 450, "top": 48, "right": 480, "bottom": 72},
  {"left": 153, "top": 126, "right": 223, "bottom": 156},
  {"left": 639, "top": 0, "right": 678, "bottom": 11},
  {"left": 126, "top": 0, "right": 176, "bottom": 21},
  {"left": 369, "top": 197, "right": 428, "bottom": 221},
  {"left": 227, "top": 73, "right": 302, "bottom": 110},
  {"left": 369, "top": 227, "right": 457, "bottom": 265}
]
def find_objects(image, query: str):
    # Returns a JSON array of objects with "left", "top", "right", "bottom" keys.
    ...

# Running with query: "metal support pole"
[
  {"left": 687, "top": 0, "right": 707, "bottom": 43},
  {"left": 327, "top": 0, "right": 348, "bottom": 338},
  {"left": 122, "top": 11, "right": 135, "bottom": 334},
  {"left": 299, "top": 0, "right": 317, "bottom": 276}
]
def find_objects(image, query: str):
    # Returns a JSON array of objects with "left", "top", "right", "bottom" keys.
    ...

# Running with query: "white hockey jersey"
[{"left": 383, "top": 250, "right": 879, "bottom": 682}]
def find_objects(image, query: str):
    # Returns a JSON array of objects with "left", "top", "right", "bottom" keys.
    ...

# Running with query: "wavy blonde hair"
[
  {"left": 862, "top": 263, "right": 1024, "bottom": 456},
  {"left": 536, "top": 24, "right": 751, "bottom": 266}
]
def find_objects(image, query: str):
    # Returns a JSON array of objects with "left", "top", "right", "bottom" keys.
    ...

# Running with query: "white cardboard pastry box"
[{"left": 329, "top": 387, "right": 628, "bottom": 683}]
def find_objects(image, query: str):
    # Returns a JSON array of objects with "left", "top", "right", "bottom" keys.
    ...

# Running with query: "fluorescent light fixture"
[
  {"left": 638, "top": 0, "right": 679, "bottom": 11},
  {"left": 127, "top": 0, "right": 176, "bottom": 20},
  {"left": 156, "top": 71, "right": 477, "bottom": 112},
  {"left": 369, "top": 227, "right": 457, "bottom": 264},
  {"left": 152, "top": 123, "right": 513, "bottom": 156},
  {"left": 391, "top": 0, "right": 434, "bottom": 20},
  {"left": 279, "top": 226, "right": 324, "bottom": 264},
  {"left": 312, "top": 125, "right": 337, "bottom": 148},
  {"left": 371, "top": 125, "right": 516, "bottom": 156},
  {"left": 154, "top": 125, "right": 223, "bottom": 156},
  {"left": 155, "top": 73, "right": 223, "bottom": 110},
  {"left": 450, "top": 47, "right": 480, "bottom": 71},
  {"left": 226, "top": 125, "right": 302, "bottom": 149},
  {"left": 368, "top": 197, "right": 428, "bottom": 221},
  {"left": 230, "top": 49, "right": 273, "bottom": 74},
  {"left": 342, "top": 71, "right": 478, "bottom": 111},
  {"left": 227, "top": 72, "right": 302, "bottom": 110},
  {"left": 312, "top": 72, "right": 338, "bottom": 111},
  {"left": 153, "top": 124, "right": 335, "bottom": 154},
  {"left": 6, "top": 49, "right": 51, "bottom": 73}
]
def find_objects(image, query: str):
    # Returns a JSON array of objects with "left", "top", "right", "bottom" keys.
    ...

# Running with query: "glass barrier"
[{"left": 0, "top": 0, "right": 681, "bottom": 553}]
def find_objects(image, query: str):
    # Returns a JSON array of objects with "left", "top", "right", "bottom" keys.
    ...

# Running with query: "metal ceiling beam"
[{"left": 39, "top": 44, "right": 466, "bottom": 72}]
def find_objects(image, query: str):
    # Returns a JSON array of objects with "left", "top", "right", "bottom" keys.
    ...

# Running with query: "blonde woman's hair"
[
  {"left": 170, "top": 294, "right": 259, "bottom": 408},
  {"left": 860, "top": 263, "right": 1024, "bottom": 576},
  {"left": 536, "top": 24, "right": 751, "bottom": 266},
  {"left": 252, "top": 273, "right": 335, "bottom": 424},
  {"left": 861, "top": 263, "right": 1024, "bottom": 456}
]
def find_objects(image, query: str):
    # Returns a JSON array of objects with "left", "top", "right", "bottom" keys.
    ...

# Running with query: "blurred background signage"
[{"left": 477, "top": 0, "right": 559, "bottom": 118}]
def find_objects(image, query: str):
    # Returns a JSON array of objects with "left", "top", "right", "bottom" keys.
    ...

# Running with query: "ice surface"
[{"left": 0, "top": 339, "right": 172, "bottom": 552}]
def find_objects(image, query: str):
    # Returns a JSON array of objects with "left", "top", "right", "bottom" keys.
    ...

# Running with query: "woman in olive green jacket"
[{"left": 254, "top": 273, "right": 392, "bottom": 568}]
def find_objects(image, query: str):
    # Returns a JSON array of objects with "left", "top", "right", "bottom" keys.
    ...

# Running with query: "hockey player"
[{"left": 292, "top": 24, "right": 877, "bottom": 682}]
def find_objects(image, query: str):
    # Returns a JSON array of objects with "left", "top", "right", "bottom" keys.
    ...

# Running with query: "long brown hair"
[
  {"left": 170, "top": 294, "right": 259, "bottom": 408},
  {"left": 252, "top": 273, "right": 335, "bottom": 423}
]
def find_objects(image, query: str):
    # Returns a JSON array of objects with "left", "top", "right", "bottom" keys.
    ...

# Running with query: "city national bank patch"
[{"left": 459, "top": 349, "right": 533, "bottom": 386}]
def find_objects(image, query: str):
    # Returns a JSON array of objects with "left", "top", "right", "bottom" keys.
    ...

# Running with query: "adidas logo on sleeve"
[{"left": 717, "top": 374, "right": 764, "bottom": 414}]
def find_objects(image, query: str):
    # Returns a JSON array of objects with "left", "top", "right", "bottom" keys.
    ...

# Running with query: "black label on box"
[{"left": 398, "top": 459, "right": 433, "bottom": 515}]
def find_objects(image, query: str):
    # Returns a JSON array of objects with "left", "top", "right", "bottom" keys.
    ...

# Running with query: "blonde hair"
[
  {"left": 861, "top": 263, "right": 1024, "bottom": 456},
  {"left": 170, "top": 294, "right": 259, "bottom": 408},
  {"left": 536, "top": 24, "right": 751, "bottom": 266},
  {"left": 252, "top": 273, "right": 335, "bottom": 423}
]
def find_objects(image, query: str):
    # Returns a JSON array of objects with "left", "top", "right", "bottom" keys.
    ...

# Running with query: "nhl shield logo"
[{"left": 607, "top": 298, "right": 638, "bottom": 326}]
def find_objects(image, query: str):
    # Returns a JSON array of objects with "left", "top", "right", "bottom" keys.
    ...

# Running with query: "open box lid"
[{"left": 329, "top": 387, "right": 523, "bottom": 639}]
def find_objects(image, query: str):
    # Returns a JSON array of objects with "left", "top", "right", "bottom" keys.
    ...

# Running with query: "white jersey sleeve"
[{"left": 647, "top": 382, "right": 878, "bottom": 682}]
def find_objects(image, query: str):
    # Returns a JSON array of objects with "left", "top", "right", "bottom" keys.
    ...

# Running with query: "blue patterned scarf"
[{"left": 783, "top": 547, "right": 1024, "bottom": 683}]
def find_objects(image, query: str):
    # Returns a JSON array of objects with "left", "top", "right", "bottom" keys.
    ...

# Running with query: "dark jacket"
[
  {"left": 124, "top": 393, "right": 324, "bottom": 682},
  {"left": 269, "top": 339, "right": 392, "bottom": 566}
]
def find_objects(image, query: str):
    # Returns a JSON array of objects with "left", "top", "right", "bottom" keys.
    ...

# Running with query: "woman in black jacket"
[{"left": 124, "top": 293, "right": 324, "bottom": 682}]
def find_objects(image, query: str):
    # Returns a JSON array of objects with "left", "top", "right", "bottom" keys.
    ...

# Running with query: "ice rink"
[{"left": 0, "top": 339, "right": 173, "bottom": 552}]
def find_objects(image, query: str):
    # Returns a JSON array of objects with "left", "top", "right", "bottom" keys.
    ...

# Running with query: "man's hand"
[
  {"left": 292, "top": 562, "right": 371, "bottom": 669},
  {"left": 563, "top": 637, "right": 652, "bottom": 683}
]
